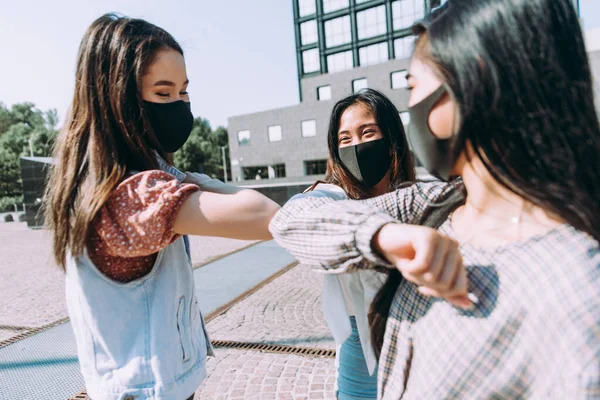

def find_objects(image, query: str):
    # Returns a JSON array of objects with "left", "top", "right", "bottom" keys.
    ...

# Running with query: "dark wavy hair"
[
  {"left": 370, "top": 0, "right": 600, "bottom": 359},
  {"left": 44, "top": 13, "right": 183, "bottom": 268},
  {"left": 323, "top": 88, "right": 415, "bottom": 199}
]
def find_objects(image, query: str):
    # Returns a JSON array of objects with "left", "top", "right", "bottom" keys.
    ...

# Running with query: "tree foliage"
[{"left": 0, "top": 102, "right": 230, "bottom": 203}]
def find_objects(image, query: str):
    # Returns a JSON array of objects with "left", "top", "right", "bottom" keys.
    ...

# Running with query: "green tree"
[
  {"left": 0, "top": 102, "right": 16, "bottom": 136},
  {"left": 10, "top": 103, "right": 45, "bottom": 129},
  {"left": 0, "top": 103, "right": 59, "bottom": 199}
]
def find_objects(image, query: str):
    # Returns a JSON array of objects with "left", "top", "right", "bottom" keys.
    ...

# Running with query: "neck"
[
  {"left": 461, "top": 161, "right": 525, "bottom": 219},
  {"left": 368, "top": 174, "right": 392, "bottom": 197},
  {"left": 456, "top": 153, "right": 564, "bottom": 237}
]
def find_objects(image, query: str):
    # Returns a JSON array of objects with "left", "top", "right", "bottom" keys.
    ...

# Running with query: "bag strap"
[{"left": 418, "top": 188, "right": 465, "bottom": 229}]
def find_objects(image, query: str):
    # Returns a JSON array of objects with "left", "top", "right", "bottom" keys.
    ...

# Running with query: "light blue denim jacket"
[{"left": 65, "top": 159, "right": 213, "bottom": 400}]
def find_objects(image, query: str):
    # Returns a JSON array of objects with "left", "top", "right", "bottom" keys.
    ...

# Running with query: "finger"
[
  {"left": 444, "top": 255, "right": 468, "bottom": 298},
  {"left": 401, "top": 230, "right": 441, "bottom": 275},
  {"left": 447, "top": 294, "right": 473, "bottom": 310},
  {"left": 418, "top": 287, "right": 473, "bottom": 310},
  {"left": 436, "top": 243, "right": 461, "bottom": 291},
  {"left": 420, "top": 237, "right": 450, "bottom": 283}
]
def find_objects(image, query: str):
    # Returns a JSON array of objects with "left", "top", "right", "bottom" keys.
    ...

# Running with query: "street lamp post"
[{"left": 220, "top": 145, "right": 228, "bottom": 183}]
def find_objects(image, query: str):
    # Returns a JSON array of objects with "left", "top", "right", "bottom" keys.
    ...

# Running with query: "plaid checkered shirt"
[{"left": 269, "top": 181, "right": 600, "bottom": 399}]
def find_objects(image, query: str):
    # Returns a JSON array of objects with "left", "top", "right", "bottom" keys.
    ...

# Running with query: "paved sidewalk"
[
  {"left": 0, "top": 222, "right": 257, "bottom": 343},
  {"left": 207, "top": 263, "right": 334, "bottom": 349},
  {"left": 196, "top": 263, "right": 338, "bottom": 399},
  {"left": 197, "top": 349, "right": 336, "bottom": 400},
  {"left": 1, "top": 221, "right": 340, "bottom": 399}
]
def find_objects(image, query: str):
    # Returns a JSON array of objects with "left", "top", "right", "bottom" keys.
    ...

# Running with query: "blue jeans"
[{"left": 336, "top": 316, "right": 378, "bottom": 400}]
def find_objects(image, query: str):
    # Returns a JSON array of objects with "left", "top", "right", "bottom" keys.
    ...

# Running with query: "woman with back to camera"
[{"left": 270, "top": 0, "right": 600, "bottom": 398}]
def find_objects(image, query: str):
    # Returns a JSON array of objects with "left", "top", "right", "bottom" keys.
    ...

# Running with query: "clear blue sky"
[
  {"left": 0, "top": 0, "right": 298, "bottom": 128},
  {"left": 1, "top": 0, "right": 599, "bottom": 129}
]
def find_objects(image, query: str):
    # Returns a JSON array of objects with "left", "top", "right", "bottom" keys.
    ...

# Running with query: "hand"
[
  {"left": 183, "top": 172, "right": 214, "bottom": 186},
  {"left": 373, "top": 223, "right": 473, "bottom": 309}
]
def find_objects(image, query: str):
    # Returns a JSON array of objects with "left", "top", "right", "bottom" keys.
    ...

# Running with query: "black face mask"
[
  {"left": 144, "top": 100, "right": 193, "bottom": 153},
  {"left": 338, "top": 138, "right": 392, "bottom": 188},
  {"left": 407, "top": 85, "right": 455, "bottom": 181}
]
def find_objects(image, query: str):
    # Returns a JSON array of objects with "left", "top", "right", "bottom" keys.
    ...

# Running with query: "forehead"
[
  {"left": 144, "top": 48, "right": 187, "bottom": 80},
  {"left": 339, "top": 103, "right": 376, "bottom": 131}
]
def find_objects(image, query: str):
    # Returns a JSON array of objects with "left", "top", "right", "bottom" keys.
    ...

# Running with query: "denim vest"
[{"left": 65, "top": 159, "right": 213, "bottom": 400}]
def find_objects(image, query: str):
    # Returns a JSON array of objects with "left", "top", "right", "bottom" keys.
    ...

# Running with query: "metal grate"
[
  {"left": 68, "top": 392, "right": 88, "bottom": 400},
  {"left": 211, "top": 340, "right": 336, "bottom": 358},
  {"left": 0, "top": 317, "right": 70, "bottom": 349}
]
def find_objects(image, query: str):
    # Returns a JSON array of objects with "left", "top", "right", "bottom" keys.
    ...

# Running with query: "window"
[
  {"left": 325, "top": 16, "right": 352, "bottom": 48},
  {"left": 302, "top": 120, "right": 317, "bottom": 137},
  {"left": 392, "top": 0, "right": 425, "bottom": 31},
  {"left": 303, "top": 48, "right": 320, "bottom": 73},
  {"left": 391, "top": 69, "right": 408, "bottom": 89},
  {"left": 353, "top": 78, "right": 368, "bottom": 92},
  {"left": 300, "top": 20, "right": 318, "bottom": 45},
  {"left": 268, "top": 125, "right": 282, "bottom": 142},
  {"left": 357, "top": 5, "right": 387, "bottom": 40},
  {"left": 399, "top": 111, "right": 410, "bottom": 126},
  {"left": 237, "top": 130, "right": 250, "bottom": 145},
  {"left": 318, "top": 85, "right": 332, "bottom": 101},
  {"left": 298, "top": 0, "right": 316, "bottom": 16},
  {"left": 327, "top": 50, "right": 353, "bottom": 73},
  {"left": 269, "top": 164, "right": 287, "bottom": 179},
  {"left": 305, "top": 159, "right": 327, "bottom": 175},
  {"left": 394, "top": 36, "right": 414, "bottom": 59},
  {"left": 243, "top": 166, "right": 268, "bottom": 180},
  {"left": 323, "top": 0, "right": 349, "bottom": 13},
  {"left": 359, "top": 42, "right": 388, "bottom": 67}
]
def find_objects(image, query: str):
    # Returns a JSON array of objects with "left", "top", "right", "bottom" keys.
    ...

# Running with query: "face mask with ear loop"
[{"left": 407, "top": 84, "right": 465, "bottom": 207}]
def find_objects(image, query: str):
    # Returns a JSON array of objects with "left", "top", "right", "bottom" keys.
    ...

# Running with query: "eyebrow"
[
  {"left": 153, "top": 79, "right": 189, "bottom": 87},
  {"left": 405, "top": 73, "right": 413, "bottom": 80},
  {"left": 338, "top": 123, "right": 378, "bottom": 135}
]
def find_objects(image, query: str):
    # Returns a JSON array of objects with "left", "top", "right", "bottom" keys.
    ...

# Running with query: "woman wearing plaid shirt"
[{"left": 270, "top": 0, "right": 600, "bottom": 398}]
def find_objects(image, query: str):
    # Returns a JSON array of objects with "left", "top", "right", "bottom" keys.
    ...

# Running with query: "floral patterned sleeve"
[{"left": 87, "top": 170, "right": 200, "bottom": 282}]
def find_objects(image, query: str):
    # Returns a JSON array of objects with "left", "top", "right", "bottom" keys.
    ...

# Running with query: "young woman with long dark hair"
[
  {"left": 270, "top": 0, "right": 600, "bottom": 398},
  {"left": 302, "top": 88, "right": 415, "bottom": 399}
]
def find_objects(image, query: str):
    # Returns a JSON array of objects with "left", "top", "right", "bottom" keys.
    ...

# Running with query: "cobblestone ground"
[
  {"left": 207, "top": 264, "right": 335, "bottom": 349},
  {"left": 192, "top": 263, "right": 338, "bottom": 399},
  {"left": 196, "top": 349, "right": 336, "bottom": 400},
  {"left": 0, "top": 222, "right": 257, "bottom": 342}
]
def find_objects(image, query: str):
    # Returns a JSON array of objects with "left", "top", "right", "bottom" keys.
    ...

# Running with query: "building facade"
[{"left": 227, "top": 0, "right": 586, "bottom": 183}]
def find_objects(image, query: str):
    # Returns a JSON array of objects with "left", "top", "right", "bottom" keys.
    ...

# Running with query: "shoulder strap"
[{"left": 419, "top": 188, "right": 465, "bottom": 229}]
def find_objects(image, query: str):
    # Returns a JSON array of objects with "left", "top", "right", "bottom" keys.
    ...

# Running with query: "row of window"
[
  {"left": 300, "top": 1, "right": 424, "bottom": 73},
  {"left": 241, "top": 160, "right": 328, "bottom": 181},
  {"left": 237, "top": 120, "right": 318, "bottom": 146},
  {"left": 299, "top": 0, "right": 423, "bottom": 20},
  {"left": 316, "top": 68, "right": 408, "bottom": 102},
  {"left": 237, "top": 68, "right": 411, "bottom": 146},
  {"left": 303, "top": 36, "right": 414, "bottom": 74},
  {"left": 237, "top": 111, "right": 410, "bottom": 147}
]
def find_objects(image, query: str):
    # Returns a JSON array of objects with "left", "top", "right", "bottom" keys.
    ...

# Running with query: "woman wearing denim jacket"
[{"left": 43, "top": 14, "right": 279, "bottom": 400}]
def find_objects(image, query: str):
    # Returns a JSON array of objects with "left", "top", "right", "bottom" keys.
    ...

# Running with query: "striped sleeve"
[{"left": 269, "top": 181, "right": 454, "bottom": 272}]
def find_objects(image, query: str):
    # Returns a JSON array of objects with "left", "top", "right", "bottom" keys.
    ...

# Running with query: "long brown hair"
[
  {"left": 43, "top": 13, "right": 183, "bottom": 268},
  {"left": 315, "top": 89, "right": 416, "bottom": 359},
  {"left": 323, "top": 89, "right": 415, "bottom": 199}
]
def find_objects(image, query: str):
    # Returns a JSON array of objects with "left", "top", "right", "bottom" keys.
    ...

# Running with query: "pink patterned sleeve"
[{"left": 91, "top": 170, "right": 200, "bottom": 258}]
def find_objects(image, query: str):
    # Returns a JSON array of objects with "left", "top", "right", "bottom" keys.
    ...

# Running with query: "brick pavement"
[
  {"left": 192, "top": 263, "right": 338, "bottom": 399},
  {"left": 0, "top": 222, "right": 258, "bottom": 343},
  {"left": 207, "top": 264, "right": 335, "bottom": 349},
  {"left": 196, "top": 349, "right": 336, "bottom": 400},
  {"left": 2, "top": 222, "right": 341, "bottom": 399}
]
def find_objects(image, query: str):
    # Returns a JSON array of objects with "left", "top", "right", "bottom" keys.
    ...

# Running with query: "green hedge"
[{"left": 0, "top": 196, "right": 24, "bottom": 213}]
